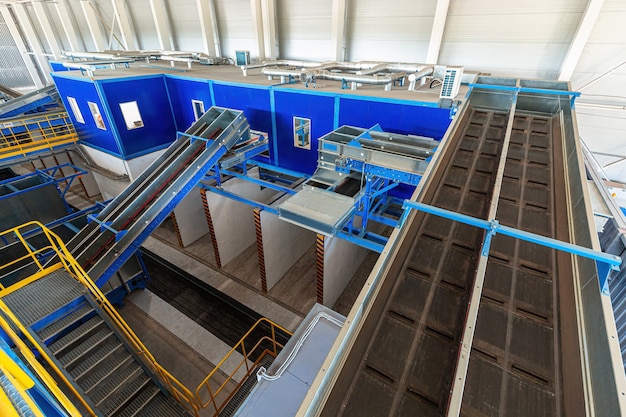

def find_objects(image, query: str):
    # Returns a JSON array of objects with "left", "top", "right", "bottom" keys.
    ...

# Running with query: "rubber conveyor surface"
[
  {"left": 323, "top": 107, "right": 580, "bottom": 416},
  {"left": 62, "top": 107, "right": 249, "bottom": 286}
]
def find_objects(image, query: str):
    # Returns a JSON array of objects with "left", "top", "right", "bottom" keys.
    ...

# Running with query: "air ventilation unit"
[
  {"left": 235, "top": 50, "right": 250, "bottom": 66},
  {"left": 440, "top": 66, "right": 463, "bottom": 99}
]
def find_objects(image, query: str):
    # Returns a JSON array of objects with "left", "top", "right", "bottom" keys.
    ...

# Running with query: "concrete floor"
[{"left": 152, "top": 215, "right": 379, "bottom": 317}]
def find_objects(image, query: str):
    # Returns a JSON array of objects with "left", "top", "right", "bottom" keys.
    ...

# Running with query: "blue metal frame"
[
  {"left": 94, "top": 109, "right": 249, "bottom": 287},
  {"left": 468, "top": 83, "right": 582, "bottom": 107},
  {"left": 400, "top": 200, "right": 621, "bottom": 295},
  {"left": 200, "top": 183, "right": 279, "bottom": 215},
  {"left": 0, "top": 164, "right": 87, "bottom": 215}
]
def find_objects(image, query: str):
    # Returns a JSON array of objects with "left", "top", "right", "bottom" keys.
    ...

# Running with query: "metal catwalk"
[{"left": 311, "top": 80, "right": 624, "bottom": 416}]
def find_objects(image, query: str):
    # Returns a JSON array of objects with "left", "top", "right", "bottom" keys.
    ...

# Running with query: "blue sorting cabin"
[{"left": 49, "top": 64, "right": 453, "bottom": 185}]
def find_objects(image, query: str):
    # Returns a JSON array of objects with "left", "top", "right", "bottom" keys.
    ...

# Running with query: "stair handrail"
[
  {"left": 0, "top": 221, "right": 201, "bottom": 416},
  {"left": 0, "top": 111, "right": 78, "bottom": 161},
  {"left": 35, "top": 223, "right": 203, "bottom": 416},
  {"left": 0, "top": 310, "right": 84, "bottom": 417},
  {"left": 194, "top": 317, "right": 292, "bottom": 416}
]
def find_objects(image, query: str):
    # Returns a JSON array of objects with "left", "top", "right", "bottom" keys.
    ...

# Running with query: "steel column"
[
  {"left": 426, "top": 0, "right": 450, "bottom": 64},
  {"left": 12, "top": 4, "right": 50, "bottom": 83},
  {"left": 80, "top": 0, "right": 105, "bottom": 51},
  {"left": 558, "top": 0, "right": 605, "bottom": 81},
  {"left": 330, "top": 0, "right": 347, "bottom": 62},
  {"left": 196, "top": 0, "right": 220, "bottom": 57},
  {"left": 31, "top": 1, "right": 62, "bottom": 59},
  {"left": 54, "top": 0, "right": 84, "bottom": 52},
  {"left": 149, "top": 0, "right": 174, "bottom": 51},
  {"left": 110, "top": 0, "right": 137, "bottom": 50}
]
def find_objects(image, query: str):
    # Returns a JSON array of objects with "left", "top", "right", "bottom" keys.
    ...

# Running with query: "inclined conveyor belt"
[
  {"left": 319, "top": 89, "right": 589, "bottom": 416},
  {"left": 63, "top": 106, "right": 250, "bottom": 286}
]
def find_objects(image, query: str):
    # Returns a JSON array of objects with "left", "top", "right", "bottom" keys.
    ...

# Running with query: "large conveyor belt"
[
  {"left": 63, "top": 107, "right": 249, "bottom": 287},
  {"left": 319, "top": 95, "right": 585, "bottom": 416}
]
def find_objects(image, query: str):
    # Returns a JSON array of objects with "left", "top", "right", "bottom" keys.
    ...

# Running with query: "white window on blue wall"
[
  {"left": 120, "top": 101, "right": 144, "bottom": 130},
  {"left": 293, "top": 116, "right": 311, "bottom": 150},
  {"left": 88, "top": 101, "right": 106, "bottom": 130},
  {"left": 67, "top": 97, "right": 84, "bottom": 124},
  {"left": 192, "top": 99, "right": 205, "bottom": 121}
]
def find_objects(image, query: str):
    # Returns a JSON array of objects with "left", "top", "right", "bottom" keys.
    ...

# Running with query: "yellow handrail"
[
  {"left": 0, "top": 312, "right": 83, "bottom": 416},
  {"left": 0, "top": 222, "right": 202, "bottom": 415},
  {"left": 0, "top": 221, "right": 293, "bottom": 417},
  {"left": 0, "top": 111, "right": 78, "bottom": 160},
  {"left": 194, "top": 317, "right": 292, "bottom": 416}
]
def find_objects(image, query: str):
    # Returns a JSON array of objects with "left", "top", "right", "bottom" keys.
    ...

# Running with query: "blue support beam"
[{"left": 401, "top": 200, "right": 621, "bottom": 295}]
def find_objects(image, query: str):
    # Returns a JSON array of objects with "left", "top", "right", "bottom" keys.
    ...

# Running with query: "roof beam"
[
  {"left": 250, "top": 0, "right": 265, "bottom": 61},
  {"left": 331, "top": 0, "right": 347, "bottom": 62},
  {"left": 12, "top": 3, "right": 50, "bottom": 83},
  {"left": 80, "top": 0, "right": 105, "bottom": 51},
  {"left": 31, "top": 1, "right": 62, "bottom": 59},
  {"left": 558, "top": 0, "right": 605, "bottom": 81},
  {"left": 149, "top": 0, "right": 173, "bottom": 51},
  {"left": 261, "top": 0, "right": 278, "bottom": 60},
  {"left": 426, "top": 0, "right": 450, "bottom": 64},
  {"left": 0, "top": 5, "right": 44, "bottom": 88},
  {"left": 196, "top": 0, "right": 220, "bottom": 56},
  {"left": 111, "top": 0, "right": 137, "bottom": 50},
  {"left": 54, "top": 0, "right": 85, "bottom": 52}
]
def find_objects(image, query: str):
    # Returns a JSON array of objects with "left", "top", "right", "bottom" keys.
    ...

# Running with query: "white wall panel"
[
  {"left": 214, "top": 0, "right": 254, "bottom": 61},
  {"left": 277, "top": 0, "right": 332, "bottom": 61},
  {"left": 127, "top": 0, "right": 160, "bottom": 50},
  {"left": 168, "top": 0, "right": 203, "bottom": 51},
  {"left": 438, "top": 0, "right": 586, "bottom": 79},
  {"left": 347, "top": 0, "right": 436, "bottom": 63}
]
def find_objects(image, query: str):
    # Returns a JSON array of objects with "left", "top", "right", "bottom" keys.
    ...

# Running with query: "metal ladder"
[{"left": 2, "top": 269, "right": 192, "bottom": 416}]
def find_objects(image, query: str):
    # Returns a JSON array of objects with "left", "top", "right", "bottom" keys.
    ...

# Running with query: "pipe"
[
  {"left": 261, "top": 67, "right": 308, "bottom": 82},
  {"left": 241, "top": 60, "right": 325, "bottom": 75},
  {"left": 407, "top": 67, "right": 434, "bottom": 91},
  {"left": 315, "top": 70, "right": 406, "bottom": 85}
]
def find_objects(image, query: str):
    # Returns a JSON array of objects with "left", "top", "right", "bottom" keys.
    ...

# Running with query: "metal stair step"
[
  {"left": 2, "top": 270, "right": 84, "bottom": 326},
  {"left": 72, "top": 340, "right": 129, "bottom": 390},
  {"left": 115, "top": 383, "right": 161, "bottom": 417},
  {"left": 99, "top": 371, "right": 151, "bottom": 416},
  {"left": 127, "top": 390, "right": 193, "bottom": 417},
  {"left": 75, "top": 344, "right": 135, "bottom": 394},
  {"left": 48, "top": 316, "right": 110, "bottom": 358},
  {"left": 91, "top": 360, "right": 143, "bottom": 408},
  {"left": 56, "top": 328, "right": 114, "bottom": 370},
  {"left": 37, "top": 303, "right": 95, "bottom": 344}
]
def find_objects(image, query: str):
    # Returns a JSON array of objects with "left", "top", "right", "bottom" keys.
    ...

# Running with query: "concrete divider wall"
[
  {"left": 173, "top": 188, "right": 210, "bottom": 247},
  {"left": 260, "top": 209, "right": 315, "bottom": 290},
  {"left": 206, "top": 167, "right": 277, "bottom": 266},
  {"left": 323, "top": 236, "right": 370, "bottom": 307}
]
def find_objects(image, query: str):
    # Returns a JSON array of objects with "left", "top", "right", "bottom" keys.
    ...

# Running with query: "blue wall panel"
[
  {"left": 338, "top": 97, "right": 451, "bottom": 140},
  {"left": 100, "top": 77, "right": 177, "bottom": 158},
  {"left": 49, "top": 61, "right": 70, "bottom": 72},
  {"left": 273, "top": 90, "right": 335, "bottom": 174},
  {"left": 51, "top": 74, "right": 121, "bottom": 156},
  {"left": 211, "top": 82, "right": 274, "bottom": 157},
  {"left": 165, "top": 77, "right": 213, "bottom": 133}
]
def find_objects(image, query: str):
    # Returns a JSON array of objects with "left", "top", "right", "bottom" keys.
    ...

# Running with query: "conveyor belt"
[
  {"left": 62, "top": 107, "right": 249, "bottom": 286},
  {"left": 320, "top": 100, "right": 584, "bottom": 416}
]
